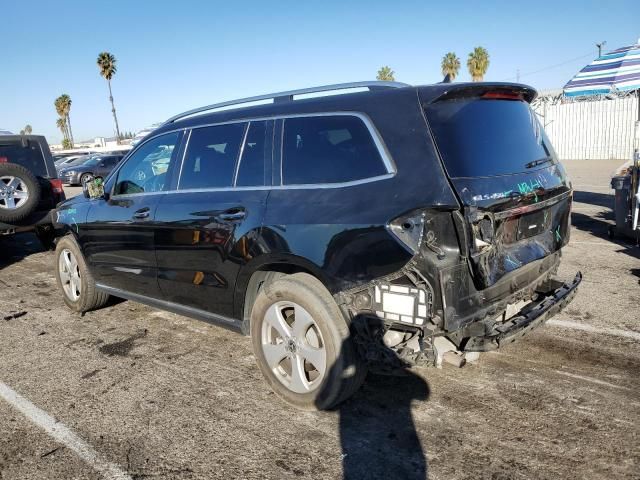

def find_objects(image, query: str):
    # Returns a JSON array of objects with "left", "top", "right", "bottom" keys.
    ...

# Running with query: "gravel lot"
[{"left": 1, "top": 160, "right": 638, "bottom": 480}]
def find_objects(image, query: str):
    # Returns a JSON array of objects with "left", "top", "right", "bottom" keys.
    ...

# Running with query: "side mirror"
[{"left": 83, "top": 176, "right": 106, "bottom": 199}]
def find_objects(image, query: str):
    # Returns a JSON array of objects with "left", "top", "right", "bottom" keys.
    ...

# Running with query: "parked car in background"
[
  {"left": 58, "top": 153, "right": 125, "bottom": 185},
  {"left": 54, "top": 154, "right": 86, "bottom": 169},
  {"left": 53, "top": 81, "right": 581, "bottom": 410},
  {"left": 0, "top": 135, "right": 65, "bottom": 248}
]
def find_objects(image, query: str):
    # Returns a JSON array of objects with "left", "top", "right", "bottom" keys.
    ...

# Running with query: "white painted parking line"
[
  {"left": 547, "top": 319, "right": 640, "bottom": 341},
  {"left": 0, "top": 381, "right": 132, "bottom": 480},
  {"left": 553, "top": 370, "right": 632, "bottom": 391}
]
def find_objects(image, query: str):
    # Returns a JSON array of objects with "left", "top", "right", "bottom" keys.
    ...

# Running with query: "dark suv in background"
[
  {"left": 1, "top": 135, "right": 65, "bottom": 248},
  {"left": 53, "top": 81, "right": 581, "bottom": 410},
  {"left": 58, "top": 153, "right": 125, "bottom": 185}
]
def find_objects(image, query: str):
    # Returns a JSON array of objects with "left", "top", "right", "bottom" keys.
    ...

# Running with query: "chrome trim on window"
[
  {"left": 176, "top": 129, "right": 192, "bottom": 190},
  {"left": 233, "top": 122, "right": 251, "bottom": 187}
]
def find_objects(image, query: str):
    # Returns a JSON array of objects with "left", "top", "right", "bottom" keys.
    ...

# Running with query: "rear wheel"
[
  {"left": 54, "top": 236, "right": 109, "bottom": 312},
  {"left": 250, "top": 273, "right": 366, "bottom": 410}
]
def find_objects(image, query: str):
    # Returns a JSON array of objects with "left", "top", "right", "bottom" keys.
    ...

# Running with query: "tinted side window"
[
  {"left": 179, "top": 123, "right": 246, "bottom": 189},
  {"left": 114, "top": 132, "right": 180, "bottom": 195},
  {"left": 236, "top": 121, "right": 267, "bottom": 187},
  {"left": 282, "top": 116, "right": 387, "bottom": 185}
]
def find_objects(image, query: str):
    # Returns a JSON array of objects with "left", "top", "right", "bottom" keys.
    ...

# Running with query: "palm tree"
[
  {"left": 376, "top": 66, "right": 395, "bottom": 81},
  {"left": 56, "top": 117, "right": 68, "bottom": 142},
  {"left": 24, "top": 124, "right": 32, "bottom": 134},
  {"left": 467, "top": 47, "right": 490, "bottom": 82},
  {"left": 59, "top": 94, "right": 73, "bottom": 147},
  {"left": 54, "top": 97, "right": 70, "bottom": 142},
  {"left": 97, "top": 52, "right": 121, "bottom": 143},
  {"left": 441, "top": 52, "right": 461, "bottom": 81}
]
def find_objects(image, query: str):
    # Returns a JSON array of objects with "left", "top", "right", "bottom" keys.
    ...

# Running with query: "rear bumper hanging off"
[{"left": 462, "top": 272, "right": 582, "bottom": 352}]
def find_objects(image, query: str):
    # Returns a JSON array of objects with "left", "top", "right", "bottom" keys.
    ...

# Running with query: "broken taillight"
[{"left": 50, "top": 179, "right": 64, "bottom": 194}]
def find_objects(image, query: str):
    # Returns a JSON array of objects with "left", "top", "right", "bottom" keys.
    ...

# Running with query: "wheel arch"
[{"left": 234, "top": 255, "right": 332, "bottom": 335}]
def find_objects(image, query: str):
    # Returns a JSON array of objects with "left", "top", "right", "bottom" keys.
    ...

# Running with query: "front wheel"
[
  {"left": 250, "top": 273, "right": 366, "bottom": 410},
  {"left": 54, "top": 236, "right": 110, "bottom": 312}
]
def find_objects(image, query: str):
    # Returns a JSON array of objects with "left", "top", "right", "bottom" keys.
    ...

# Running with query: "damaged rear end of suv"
[
  {"left": 340, "top": 82, "right": 581, "bottom": 370},
  {"left": 52, "top": 81, "right": 580, "bottom": 409}
]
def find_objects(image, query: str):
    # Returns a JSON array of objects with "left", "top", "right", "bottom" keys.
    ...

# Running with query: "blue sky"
[{"left": 1, "top": 0, "right": 638, "bottom": 144}]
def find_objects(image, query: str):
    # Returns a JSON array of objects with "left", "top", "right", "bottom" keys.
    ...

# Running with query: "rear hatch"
[{"left": 422, "top": 85, "right": 572, "bottom": 289}]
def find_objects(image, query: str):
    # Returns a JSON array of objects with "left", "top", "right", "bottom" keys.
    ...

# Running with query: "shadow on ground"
[
  {"left": 573, "top": 190, "right": 613, "bottom": 209},
  {"left": 572, "top": 211, "right": 639, "bottom": 260},
  {"left": 0, "top": 233, "right": 44, "bottom": 271},
  {"left": 319, "top": 322, "right": 431, "bottom": 480}
]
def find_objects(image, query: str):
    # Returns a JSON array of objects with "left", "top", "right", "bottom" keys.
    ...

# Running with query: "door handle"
[
  {"left": 218, "top": 209, "right": 246, "bottom": 221},
  {"left": 133, "top": 208, "right": 150, "bottom": 219}
]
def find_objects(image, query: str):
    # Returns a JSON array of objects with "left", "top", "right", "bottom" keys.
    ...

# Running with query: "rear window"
[
  {"left": 425, "top": 99, "right": 554, "bottom": 178},
  {"left": 282, "top": 115, "right": 387, "bottom": 185},
  {"left": 0, "top": 141, "right": 48, "bottom": 176}
]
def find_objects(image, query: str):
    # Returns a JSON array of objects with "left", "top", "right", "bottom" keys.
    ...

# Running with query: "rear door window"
[
  {"left": 281, "top": 115, "right": 387, "bottom": 185},
  {"left": 236, "top": 121, "right": 268, "bottom": 187},
  {"left": 424, "top": 99, "right": 555, "bottom": 178},
  {"left": 0, "top": 140, "right": 48, "bottom": 176},
  {"left": 179, "top": 123, "right": 246, "bottom": 189}
]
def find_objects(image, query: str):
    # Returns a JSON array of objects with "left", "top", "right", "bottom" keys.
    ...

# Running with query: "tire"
[
  {"left": 54, "top": 235, "right": 110, "bottom": 313},
  {"left": 250, "top": 273, "right": 367, "bottom": 410},
  {"left": 80, "top": 173, "right": 93, "bottom": 186},
  {"left": 0, "top": 163, "right": 41, "bottom": 223}
]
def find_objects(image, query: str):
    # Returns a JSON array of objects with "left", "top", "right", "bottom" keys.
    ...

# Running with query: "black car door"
[
  {"left": 154, "top": 120, "right": 272, "bottom": 318},
  {"left": 82, "top": 131, "right": 183, "bottom": 298}
]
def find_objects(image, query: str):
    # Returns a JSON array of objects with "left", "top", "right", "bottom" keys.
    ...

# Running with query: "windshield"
[{"left": 425, "top": 99, "right": 556, "bottom": 178}]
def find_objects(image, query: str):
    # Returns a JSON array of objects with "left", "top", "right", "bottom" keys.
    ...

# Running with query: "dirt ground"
[{"left": 0, "top": 160, "right": 638, "bottom": 480}]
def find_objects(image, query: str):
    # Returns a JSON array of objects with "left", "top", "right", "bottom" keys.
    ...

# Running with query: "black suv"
[
  {"left": 1, "top": 135, "right": 66, "bottom": 247},
  {"left": 53, "top": 81, "right": 581, "bottom": 409}
]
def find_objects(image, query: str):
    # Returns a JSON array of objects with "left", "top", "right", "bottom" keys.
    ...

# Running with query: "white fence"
[{"left": 532, "top": 91, "right": 639, "bottom": 161}]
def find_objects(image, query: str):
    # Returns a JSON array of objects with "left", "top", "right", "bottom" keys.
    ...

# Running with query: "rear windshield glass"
[
  {"left": 425, "top": 99, "right": 554, "bottom": 178},
  {"left": 0, "top": 141, "right": 48, "bottom": 176}
]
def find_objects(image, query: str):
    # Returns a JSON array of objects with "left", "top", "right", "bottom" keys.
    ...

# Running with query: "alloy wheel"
[
  {"left": 261, "top": 301, "right": 327, "bottom": 394},
  {"left": 58, "top": 249, "right": 81, "bottom": 301},
  {"left": 0, "top": 176, "right": 29, "bottom": 209}
]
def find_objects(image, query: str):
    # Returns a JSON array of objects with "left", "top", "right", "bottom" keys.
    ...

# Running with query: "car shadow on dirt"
[
  {"left": 319, "top": 325, "right": 430, "bottom": 480},
  {"left": 0, "top": 233, "right": 45, "bottom": 271},
  {"left": 573, "top": 190, "right": 613, "bottom": 209},
  {"left": 571, "top": 211, "right": 639, "bottom": 260}
]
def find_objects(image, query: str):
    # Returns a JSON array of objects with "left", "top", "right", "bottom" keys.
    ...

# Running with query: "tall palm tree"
[
  {"left": 441, "top": 52, "right": 461, "bottom": 81},
  {"left": 97, "top": 52, "right": 121, "bottom": 143},
  {"left": 54, "top": 97, "right": 70, "bottom": 142},
  {"left": 59, "top": 94, "right": 73, "bottom": 147},
  {"left": 24, "top": 124, "right": 32, "bottom": 134},
  {"left": 376, "top": 66, "right": 395, "bottom": 81},
  {"left": 467, "top": 47, "right": 490, "bottom": 82},
  {"left": 56, "top": 117, "right": 68, "bottom": 141}
]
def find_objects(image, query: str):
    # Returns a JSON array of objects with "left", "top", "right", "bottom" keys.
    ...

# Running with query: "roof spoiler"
[{"left": 427, "top": 83, "right": 537, "bottom": 104}]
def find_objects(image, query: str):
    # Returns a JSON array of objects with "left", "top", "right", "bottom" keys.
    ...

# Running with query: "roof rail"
[{"left": 163, "top": 81, "right": 410, "bottom": 124}]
